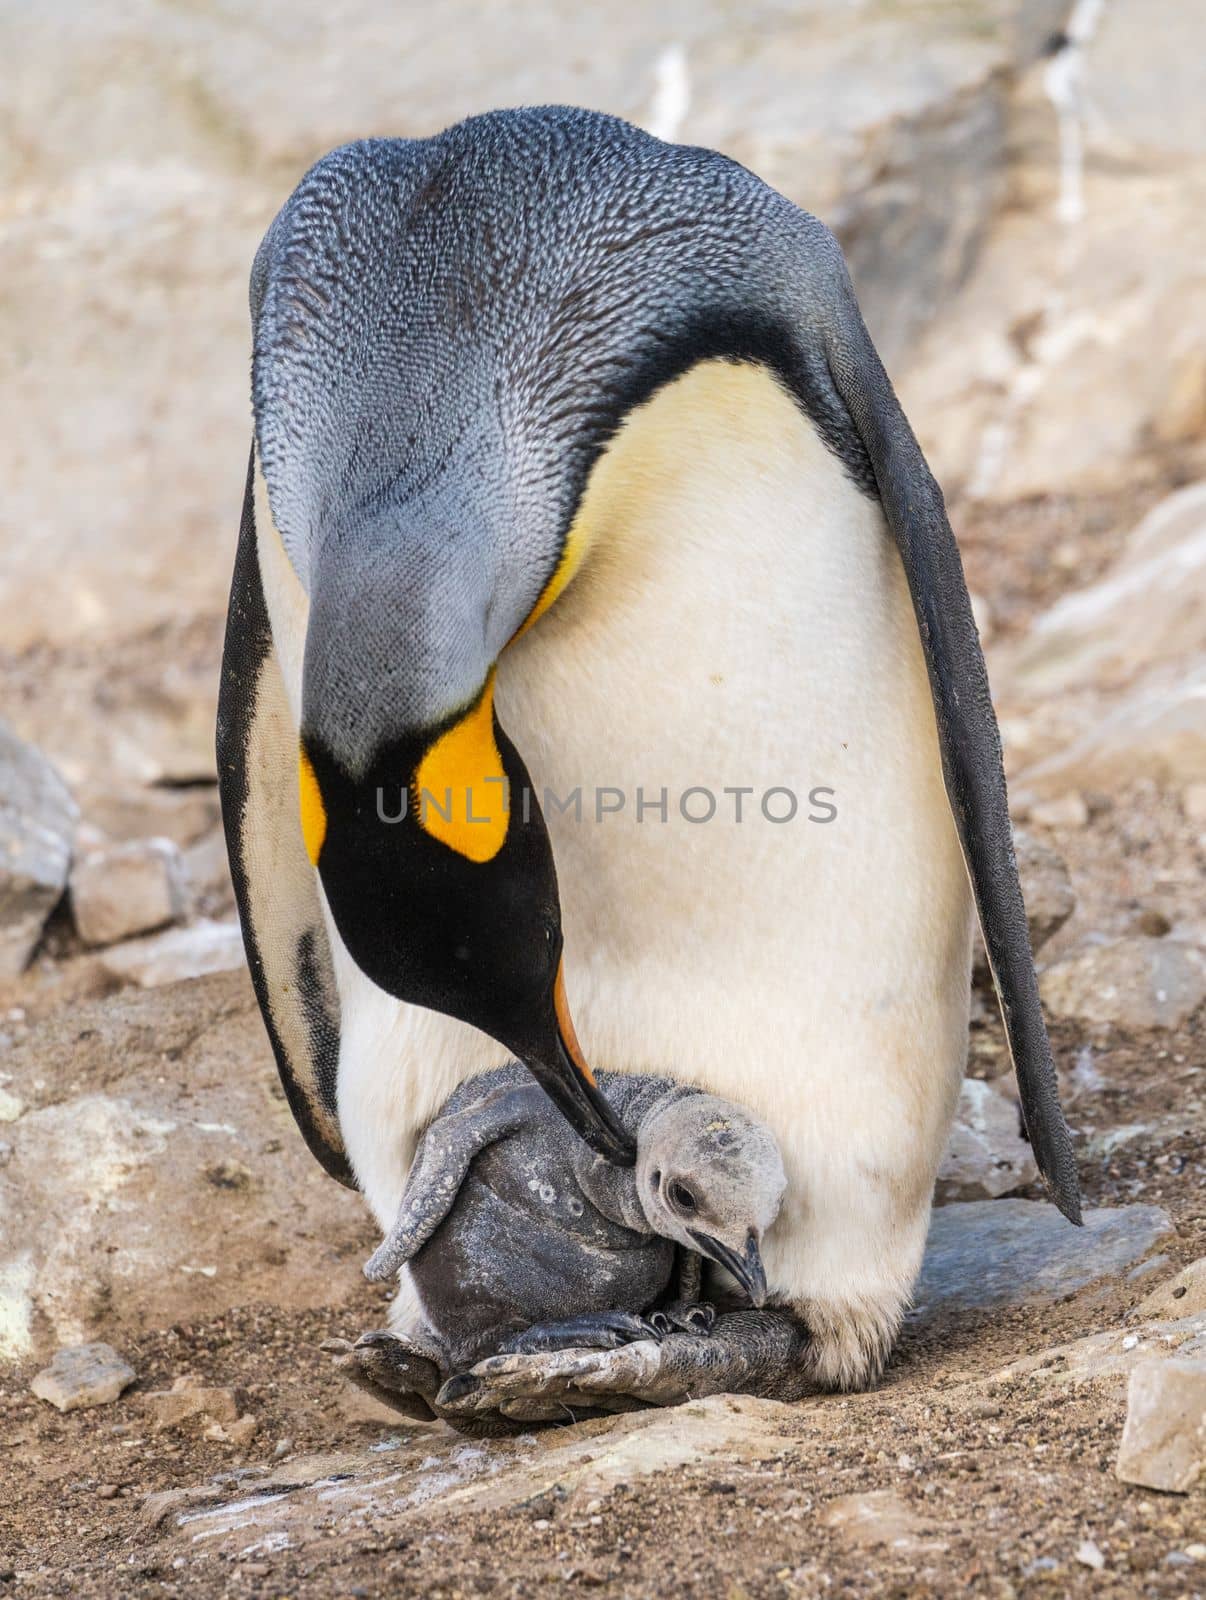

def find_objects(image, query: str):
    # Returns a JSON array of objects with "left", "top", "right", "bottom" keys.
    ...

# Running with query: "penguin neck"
[{"left": 574, "top": 1148, "right": 647, "bottom": 1234}]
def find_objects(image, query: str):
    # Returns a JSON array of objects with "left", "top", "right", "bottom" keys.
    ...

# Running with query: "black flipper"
[
  {"left": 821, "top": 296, "right": 1081, "bottom": 1225},
  {"left": 364, "top": 1082, "right": 547, "bottom": 1280},
  {"left": 217, "top": 444, "right": 351, "bottom": 1187}
]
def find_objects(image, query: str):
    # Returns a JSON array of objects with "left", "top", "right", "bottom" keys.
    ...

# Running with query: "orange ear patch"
[
  {"left": 414, "top": 671, "right": 509, "bottom": 862},
  {"left": 298, "top": 747, "right": 327, "bottom": 866}
]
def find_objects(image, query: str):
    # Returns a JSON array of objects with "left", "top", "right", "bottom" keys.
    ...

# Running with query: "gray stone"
[
  {"left": 0, "top": 721, "right": 77, "bottom": 978},
  {"left": 936, "top": 1079, "right": 1039, "bottom": 1203},
  {"left": 31, "top": 1342, "right": 136, "bottom": 1412},
  {"left": 915, "top": 1201, "right": 1174, "bottom": 1316},
  {"left": 1116, "top": 1357, "right": 1206, "bottom": 1493},
  {"left": 99, "top": 918, "right": 244, "bottom": 989},
  {"left": 1040, "top": 937, "right": 1206, "bottom": 1031},
  {"left": 70, "top": 837, "right": 186, "bottom": 947}
]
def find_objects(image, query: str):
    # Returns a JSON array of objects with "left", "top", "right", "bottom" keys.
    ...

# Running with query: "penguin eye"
[{"left": 668, "top": 1180, "right": 697, "bottom": 1214}]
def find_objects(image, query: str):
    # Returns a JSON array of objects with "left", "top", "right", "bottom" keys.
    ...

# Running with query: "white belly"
[{"left": 328, "top": 361, "right": 973, "bottom": 1385}]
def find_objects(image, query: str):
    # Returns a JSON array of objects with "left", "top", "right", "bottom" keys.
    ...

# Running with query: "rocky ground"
[{"left": 2, "top": 1, "right": 1204, "bottom": 1595}]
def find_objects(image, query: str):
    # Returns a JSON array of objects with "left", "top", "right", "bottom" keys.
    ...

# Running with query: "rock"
[
  {"left": 0, "top": 1089, "right": 25, "bottom": 1123},
  {"left": 1116, "top": 1357, "right": 1206, "bottom": 1493},
  {"left": 936, "top": 1078, "right": 1039, "bottom": 1203},
  {"left": 0, "top": 972, "right": 371, "bottom": 1365},
  {"left": 1005, "top": 483, "right": 1206, "bottom": 699},
  {"left": 901, "top": 6, "right": 1206, "bottom": 507},
  {"left": 991, "top": 1298, "right": 1206, "bottom": 1389},
  {"left": 1040, "top": 937, "right": 1206, "bottom": 1031},
  {"left": 98, "top": 918, "right": 244, "bottom": 989},
  {"left": 1028, "top": 792, "right": 1089, "bottom": 830},
  {"left": 84, "top": 785, "right": 221, "bottom": 851},
  {"left": 1017, "top": 661, "right": 1206, "bottom": 798},
  {"left": 819, "top": 1490, "right": 943, "bottom": 1552},
  {"left": 30, "top": 1343, "right": 136, "bottom": 1412},
  {"left": 1135, "top": 1258, "right": 1206, "bottom": 1322},
  {"left": 915, "top": 1201, "right": 1174, "bottom": 1316},
  {"left": 143, "top": 1375, "right": 239, "bottom": 1433},
  {"left": 0, "top": 721, "right": 77, "bottom": 978},
  {"left": 138, "top": 1397, "right": 794, "bottom": 1560},
  {"left": 204, "top": 1412, "right": 258, "bottom": 1448},
  {"left": 70, "top": 838, "right": 186, "bottom": 947}
]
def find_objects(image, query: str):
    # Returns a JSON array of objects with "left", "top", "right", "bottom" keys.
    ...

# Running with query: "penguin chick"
[{"left": 336, "top": 1064, "right": 786, "bottom": 1422}]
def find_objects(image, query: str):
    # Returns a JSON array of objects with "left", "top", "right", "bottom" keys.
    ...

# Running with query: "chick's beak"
[{"left": 690, "top": 1229, "right": 769, "bottom": 1307}]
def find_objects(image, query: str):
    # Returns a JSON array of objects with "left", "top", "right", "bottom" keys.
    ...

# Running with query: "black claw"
[
  {"left": 649, "top": 1302, "right": 717, "bottom": 1339},
  {"left": 437, "top": 1373, "right": 482, "bottom": 1407},
  {"left": 353, "top": 1328, "right": 399, "bottom": 1349}
]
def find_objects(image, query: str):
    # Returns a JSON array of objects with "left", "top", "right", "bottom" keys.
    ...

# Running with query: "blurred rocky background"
[{"left": 2, "top": 2, "right": 1205, "bottom": 1594}]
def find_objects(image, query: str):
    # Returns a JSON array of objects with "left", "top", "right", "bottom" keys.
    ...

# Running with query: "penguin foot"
[
  {"left": 436, "top": 1308, "right": 813, "bottom": 1425},
  {"left": 326, "top": 1329, "right": 444, "bottom": 1421},
  {"left": 327, "top": 1331, "right": 535, "bottom": 1439},
  {"left": 496, "top": 1310, "right": 661, "bottom": 1355},
  {"left": 648, "top": 1301, "right": 717, "bottom": 1338}
]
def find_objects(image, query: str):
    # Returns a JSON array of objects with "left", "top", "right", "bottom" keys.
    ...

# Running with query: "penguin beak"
[
  {"left": 690, "top": 1229, "right": 769, "bottom": 1307},
  {"left": 523, "top": 958, "right": 636, "bottom": 1167}
]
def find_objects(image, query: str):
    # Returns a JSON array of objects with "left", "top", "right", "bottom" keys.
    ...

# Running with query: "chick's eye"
[{"left": 668, "top": 1180, "right": 697, "bottom": 1213}]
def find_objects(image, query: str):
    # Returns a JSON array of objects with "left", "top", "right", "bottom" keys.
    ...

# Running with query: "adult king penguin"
[{"left": 218, "top": 107, "right": 1080, "bottom": 1408}]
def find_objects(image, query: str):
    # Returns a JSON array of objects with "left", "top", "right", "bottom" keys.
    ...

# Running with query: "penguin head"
[
  {"left": 635, "top": 1093, "right": 787, "bottom": 1305},
  {"left": 295, "top": 497, "right": 634, "bottom": 1167}
]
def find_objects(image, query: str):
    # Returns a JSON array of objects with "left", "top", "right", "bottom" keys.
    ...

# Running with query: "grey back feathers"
[{"left": 251, "top": 108, "right": 863, "bottom": 772}]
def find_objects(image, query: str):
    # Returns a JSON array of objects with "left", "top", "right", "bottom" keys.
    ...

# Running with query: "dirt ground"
[{"left": 2, "top": 741, "right": 1203, "bottom": 1598}]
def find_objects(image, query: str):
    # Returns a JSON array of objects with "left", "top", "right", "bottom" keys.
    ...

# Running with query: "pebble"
[
  {"left": 1075, "top": 1539, "right": 1105, "bottom": 1571},
  {"left": 31, "top": 1344, "right": 137, "bottom": 1413}
]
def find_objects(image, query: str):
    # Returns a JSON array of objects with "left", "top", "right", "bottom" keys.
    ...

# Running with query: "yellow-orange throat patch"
[
  {"left": 414, "top": 672, "right": 509, "bottom": 862},
  {"left": 512, "top": 516, "right": 592, "bottom": 642},
  {"left": 298, "top": 748, "right": 327, "bottom": 866}
]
